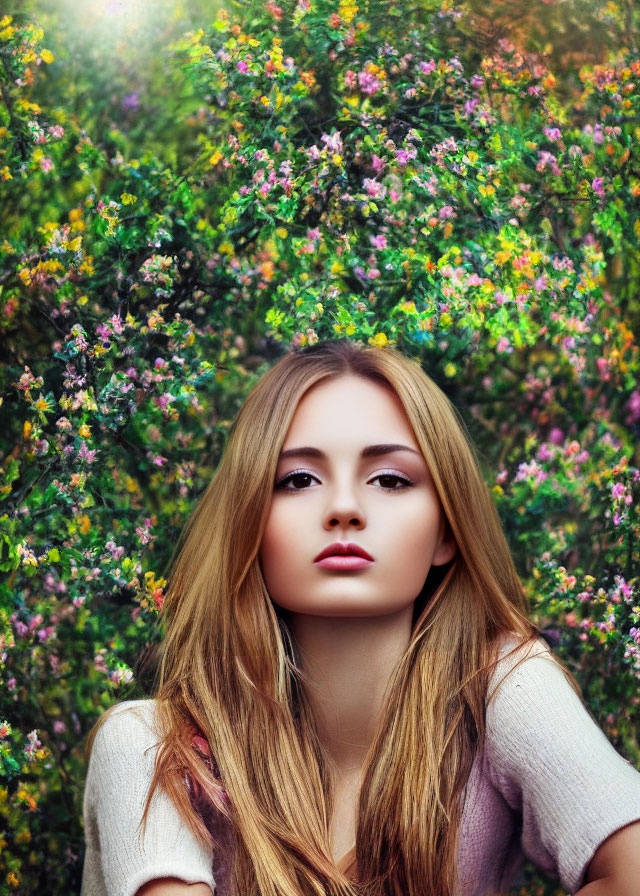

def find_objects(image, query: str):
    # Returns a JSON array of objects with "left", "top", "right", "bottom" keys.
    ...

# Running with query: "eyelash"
[{"left": 274, "top": 469, "right": 415, "bottom": 491}]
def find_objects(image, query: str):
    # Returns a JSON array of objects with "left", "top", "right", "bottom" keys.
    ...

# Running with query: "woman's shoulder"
[
  {"left": 486, "top": 631, "right": 555, "bottom": 703},
  {"left": 88, "top": 698, "right": 163, "bottom": 762}
]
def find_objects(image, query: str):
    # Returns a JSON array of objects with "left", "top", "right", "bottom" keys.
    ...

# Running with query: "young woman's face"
[{"left": 259, "top": 374, "right": 456, "bottom": 619}]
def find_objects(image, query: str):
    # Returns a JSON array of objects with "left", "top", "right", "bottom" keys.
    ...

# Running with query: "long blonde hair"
[{"left": 86, "top": 339, "right": 536, "bottom": 896}]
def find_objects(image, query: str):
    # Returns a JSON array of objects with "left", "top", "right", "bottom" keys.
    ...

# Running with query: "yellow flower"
[
  {"left": 339, "top": 0, "right": 358, "bottom": 23},
  {"left": 67, "top": 236, "right": 82, "bottom": 252},
  {"left": 444, "top": 362, "right": 457, "bottom": 378},
  {"left": 0, "top": 15, "right": 13, "bottom": 27},
  {"left": 209, "top": 151, "right": 223, "bottom": 166},
  {"left": 78, "top": 424, "right": 91, "bottom": 438},
  {"left": 16, "top": 100, "right": 41, "bottom": 114},
  {"left": 275, "top": 226, "right": 288, "bottom": 239},
  {"left": 40, "top": 49, "right": 54, "bottom": 63},
  {"left": 33, "top": 394, "right": 52, "bottom": 413},
  {"left": 120, "top": 193, "right": 137, "bottom": 205},
  {"left": 368, "top": 332, "right": 388, "bottom": 347},
  {"left": 79, "top": 515, "right": 91, "bottom": 535},
  {"left": 7, "top": 872, "right": 19, "bottom": 888},
  {"left": 218, "top": 241, "right": 234, "bottom": 255}
]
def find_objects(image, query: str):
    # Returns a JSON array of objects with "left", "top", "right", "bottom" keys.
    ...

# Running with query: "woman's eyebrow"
[{"left": 278, "top": 443, "right": 421, "bottom": 460}]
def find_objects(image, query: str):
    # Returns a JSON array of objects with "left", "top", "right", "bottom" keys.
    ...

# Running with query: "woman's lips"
[
  {"left": 315, "top": 556, "right": 373, "bottom": 571},
  {"left": 313, "top": 542, "right": 374, "bottom": 570}
]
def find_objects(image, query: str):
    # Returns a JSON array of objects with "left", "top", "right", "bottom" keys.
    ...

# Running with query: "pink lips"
[{"left": 314, "top": 542, "right": 374, "bottom": 570}]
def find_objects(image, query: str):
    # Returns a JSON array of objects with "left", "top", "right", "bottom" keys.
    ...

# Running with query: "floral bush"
[{"left": 0, "top": 1, "right": 638, "bottom": 892}]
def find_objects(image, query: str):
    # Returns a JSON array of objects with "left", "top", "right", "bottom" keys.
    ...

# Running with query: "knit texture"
[{"left": 80, "top": 637, "right": 640, "bottom": 896}]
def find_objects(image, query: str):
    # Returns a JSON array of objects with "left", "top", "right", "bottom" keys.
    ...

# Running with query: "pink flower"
[
  {"left": 363, "top": 178, "right": 384, "bottom": 198},
  {"left": 358, "top": 70, "right": 382, "bottom": 95},
  {"left": 543, "top": 126, "right": 562, "bottom": 142},
  {"left": 536, "top": 151, "right": 561, "bottom": 176},
  {"left": 40, "top": 157, "right": 54, "bottom": 173},
  {"left": 591, "top": 177, "right": 605, "bottom": 198},
  {"left": 537, "top": 443, "right": 553, "bottom": 461},
  {"left": 370, "top": 234, "right": 387, "bottom": 250},
  {"left": 396, "top": 148, "right": 416, "bottom": 166},
  {"left": 625, "top": 390, "right": 640, "bottom": 424},
  {"left": 237, "top": 60, "right": 249, "bottom": 73},
  {"left": 596, "top": 356, "right": 610, "bottom": 380},
  {"left": 371, "top": 154, "right": 385, "bottom": 174},
  {"left": 24, "top": 730, "right": 42, "bottom": 760},
  {"left": 78, "top": 441, "right": 97, "bottom": 463}
]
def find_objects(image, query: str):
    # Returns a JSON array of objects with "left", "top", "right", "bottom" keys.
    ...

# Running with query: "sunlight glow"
[{"left": 75, "top": 0, "right": 155, "bottom": 36}]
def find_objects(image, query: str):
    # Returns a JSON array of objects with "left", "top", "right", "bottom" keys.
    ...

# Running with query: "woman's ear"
[{"left": 432, "top": 519, "right": 457, "bottom": 567}]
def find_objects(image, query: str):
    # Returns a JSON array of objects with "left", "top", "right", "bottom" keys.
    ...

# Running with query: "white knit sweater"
[{"left": 80, "top": 638, "right": 640, "bottom": 896}]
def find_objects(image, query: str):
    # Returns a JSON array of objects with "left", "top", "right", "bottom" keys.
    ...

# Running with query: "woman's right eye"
[{"left": 275, "top": 471, "right": 318, "bottom": 490}]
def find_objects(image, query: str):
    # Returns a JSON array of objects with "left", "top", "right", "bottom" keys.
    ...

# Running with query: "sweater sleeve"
[
  {"left": 484, "top": 638, "right": 640, "bottom": 894},
  {"left": 81, "top": 699, "right": 216, "bottom": 896}
]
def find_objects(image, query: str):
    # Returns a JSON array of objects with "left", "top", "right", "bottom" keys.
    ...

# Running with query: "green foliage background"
[{"left": 0, "top": 0, "right": 639, "bottom": 893}]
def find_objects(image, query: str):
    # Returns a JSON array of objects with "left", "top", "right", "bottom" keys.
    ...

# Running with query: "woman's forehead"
[{"left": 281, "top": 375, "right": 421, "bottom": 453}]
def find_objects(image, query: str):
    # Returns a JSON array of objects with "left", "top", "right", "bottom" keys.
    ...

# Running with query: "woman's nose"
[{"left": 322, "top": 480, "right": 366, "bottom": 530}]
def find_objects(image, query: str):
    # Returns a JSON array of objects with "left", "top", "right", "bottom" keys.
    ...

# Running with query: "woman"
[{"left": 80, "top": 339, "right": 640, "bottom": 896}]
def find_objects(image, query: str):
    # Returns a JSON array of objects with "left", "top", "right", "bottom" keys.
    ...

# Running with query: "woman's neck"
[{"left": 290, "top": 606, "right": 414, "bottom": 775}]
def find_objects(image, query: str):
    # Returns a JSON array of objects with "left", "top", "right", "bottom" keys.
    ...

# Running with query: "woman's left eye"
[{"left": 370, "top": 473, "right": 413, "bottom": 490}]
